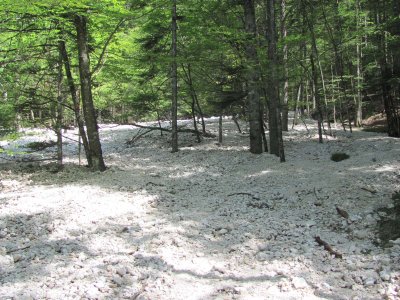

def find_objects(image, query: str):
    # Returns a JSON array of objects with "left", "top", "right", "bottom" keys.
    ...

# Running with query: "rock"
[
  {"left": 0, "top": 255, "right": 14, "bottom": 267},
  {"left": 13, "top": 254, "right": 22, "bottom": 263},
  {"left": 292, "top": 277, "right": 309, "bottom": 289},
  {"left": 363, "top": 277, "right": 376, "bottom": 286},
  {"left": 217, "top": 228, "right": 228, "bottom": 235},
  {"left": 379, "top": 270, "right": 391, "bottom": 281},
  {"left": 257, "top": 243, "right": 269, "bottom": 252},
  {"left": 353, "top": 230, "right": 369, "bottom": 240},
  {"left": 256, "top": 252, "right": 268, "bottom": 262},
  {"left": 116, "top": 267, "right": 127, "bottom": 277},
  {"left": 112, "top": 275, "right": 124, "bottom": 286}
]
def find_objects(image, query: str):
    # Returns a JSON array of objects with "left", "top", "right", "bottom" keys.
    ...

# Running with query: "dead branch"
[
  {"left": 228, "top": 192, "right": 260, "bottom": 200},
  {"left": 335, "top": 206, "right": 349, "bottom": 219},
  {"left": 129, "top": 122, "right": 216, "bottom": 138},
  {"left": 313, "top": 187, "right": 322, "bottom": 206},
  {"left": 361, "top": 187, "right": 377, "bottom": 194},
  {"left": 315, "top": 236, "right": 342, "bottom": 259},
  {"left": 6, "top": 245, "right": 31, "bottom": 254}
]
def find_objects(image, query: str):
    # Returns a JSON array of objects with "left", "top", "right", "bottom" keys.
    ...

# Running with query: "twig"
[
  {"left": 228, "top": 192, "right": 260, "bottom": 200},
  {"left": 335, "top": 205, "right": 349, "bottom": 219},
  {"left": 315, "top": 236, "right": 342, "bottom": 259},
  {"left": 6, "top": 245, "right": 31, "bottom": 254},
  {"left": 361, "top": 187, "right": 377, "bottom": 194}
]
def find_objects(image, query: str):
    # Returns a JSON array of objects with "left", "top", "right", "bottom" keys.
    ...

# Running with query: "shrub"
[{"left": 331, "top": 152, "right": 350, "bottom": 162}]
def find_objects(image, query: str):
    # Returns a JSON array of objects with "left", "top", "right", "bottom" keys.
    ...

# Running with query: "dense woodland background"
[{"left": 0, "top": 0, "right": 399, "bottom": 171}]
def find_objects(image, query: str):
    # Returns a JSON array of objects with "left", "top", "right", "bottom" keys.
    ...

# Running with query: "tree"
[
  {"left": 243, "top": 0, "right": 263, "bottom": 154},
  {"left": 171, "top": 0, "right": 179, "bottom": 152},
  {"left": 266, "top": 0, "right": 285, "bottom": 160},
  {"left": 74, "top": 14, "right": 106, "bottom": 171}
]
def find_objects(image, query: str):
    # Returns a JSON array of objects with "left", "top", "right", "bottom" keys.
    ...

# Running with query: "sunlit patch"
[{"left": 247, "top": 170, "right": 273, "bottom": 178}]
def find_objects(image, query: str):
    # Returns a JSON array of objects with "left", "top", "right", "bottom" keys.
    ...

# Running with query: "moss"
[{"left": 331, "top": 152, "right": 350, "bottom": 162}]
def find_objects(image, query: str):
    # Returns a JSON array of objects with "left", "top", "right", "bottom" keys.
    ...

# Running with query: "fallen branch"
[
  {"left": 361, "top": 187, "right": 377, "bottom": 194},
  {"left": 228, "top": 192, "right": 260, "bottom": 200},
  {"left": 335, "top": 205, "right": 349, "bottom": 219},
  {"left": 313, "top": 187, "right": 322, "bottom": 206},
  {"left": 6, "top": 245, "right": 31, "bottom": 254},
  {"left": 315, "top": 236, "right": 342, "bottom": 259},
  {"left": 129, "top": 122, "right": 216, "bottom": 138}
]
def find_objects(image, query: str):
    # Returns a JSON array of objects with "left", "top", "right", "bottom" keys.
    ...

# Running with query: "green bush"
[
  {"left": 0, "top": 103, "right": 16, "bottom": 129},
  {"left": 331, "top": 152, "right": 350, "bottom": 162}
]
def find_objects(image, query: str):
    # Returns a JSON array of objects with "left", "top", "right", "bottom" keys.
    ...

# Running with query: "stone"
[
  {"left": 116, "top": 267, "right": 127, "bottom": 277},
  {"left": 379, "top": 270, "right": 391, "bottom": 281},
  {"left": 363, "top": 277, "right": 376, "bottom": 286},
  {"left": 353, "top": 230, "right": 369, "bottom": 240},
  {"left": 256, "top": 252, "right": 268, "bottom": 262},
  {"left": 292, "top": 277, "right": 309, "bottom": 289}
]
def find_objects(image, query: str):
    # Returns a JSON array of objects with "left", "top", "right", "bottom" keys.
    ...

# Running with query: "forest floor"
[{"left": 0, "top": 117, "right": 399, "bottom": 300}]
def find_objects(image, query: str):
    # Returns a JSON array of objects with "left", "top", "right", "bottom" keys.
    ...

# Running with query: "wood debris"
[{"left": 315, "top": 236, "right": 343, "bottom": 259}]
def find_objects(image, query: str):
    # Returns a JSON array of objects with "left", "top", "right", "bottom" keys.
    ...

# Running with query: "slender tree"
[
  {"left": 243, "top": 0, "right": 263, "bottom": 154},
  {"left": 74, "top": 15, "right": 106, "bottom": 171},
  {"left": 171, "top": 0, "right": 179, "bottom": 152}
]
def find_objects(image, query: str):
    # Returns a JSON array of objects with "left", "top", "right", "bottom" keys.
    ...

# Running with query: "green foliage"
[
  {"left": 331, "top": 152, "right": 350, "bottom": 162},
  {"left": 0, "top": 103, "right": 16, "bottom": 128},
  {"left": 0, "top": 131, "right": 23, "bottom": 142}
]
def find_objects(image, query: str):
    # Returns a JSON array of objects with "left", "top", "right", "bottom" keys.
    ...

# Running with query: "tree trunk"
[
  {"left": 243, "top": 0, "right": 263, "bottom": 154},
  {"left": 59, "top": 39, "right": 91, "bottom": 165},
  {"left": 281, "top": 0, "right": 289, "bottom": 131},
  {"left": 74, "top": 15, "right": 106, "bottom": 171},
  {"left": 171, "top": 0, "right": 179, "bottom": 152},
  {"left": 302, "top": 0, "right": 323, "bottom": 143},
  {"left": 57, "top": 41, "right": 63, "bottom": 167},
  {"left": 266, "top": 0, "right": 285, "bottom": 160},
  {"left": 218, "top": 114, "right": 223, "bottom": 144}
]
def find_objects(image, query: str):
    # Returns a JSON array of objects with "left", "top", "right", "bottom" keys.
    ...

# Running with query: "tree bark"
[
  {"left": 243, "top": 0, "right": 263, "bottom": 154},
  {"left": 59, "top": 39, "right": 91, "bottom": 166},
  {"left": 56, "top": 41, "right": 63, "bottom": 167},
  {"left": 171, "top": 0, "right": 179, "bottom": 152},
  {"left": 281, "top": 0, "right": 289, "bottom": 131},
  {"left": 74, "top": 15, "right": 106, "bottom": 171},
  {"left": 267, "top": 0, "right": 285, "bottom": 160}
]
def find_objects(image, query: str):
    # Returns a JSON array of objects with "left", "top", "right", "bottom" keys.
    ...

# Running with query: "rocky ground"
[{"left": 0, "top": 118, "right": 399, "bottom": 299}]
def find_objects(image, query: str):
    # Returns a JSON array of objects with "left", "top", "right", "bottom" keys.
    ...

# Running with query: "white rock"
[
  {"left": 256, "top": 252, "right": 268, "bottom": 262},
  {"left": 379, "top": 270, "right": 391, "bottom": 281},
  {"left": 363, "top": 277, "right": 376, "bottom": 286},
  {"left": 292, "top": 277, "right": 309, "bottom": 289},
  {"left": 0, "top": 255, "right": 14, "bottom": 267}
]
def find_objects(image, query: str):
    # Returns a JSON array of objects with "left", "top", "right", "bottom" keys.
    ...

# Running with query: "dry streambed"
[{"left": 0, "top": 119, "right": 399, "bottom": 299}]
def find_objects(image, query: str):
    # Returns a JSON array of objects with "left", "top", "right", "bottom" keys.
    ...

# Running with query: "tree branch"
[{"left": 91, "top": 18, "right": 126, "bottom": 77}]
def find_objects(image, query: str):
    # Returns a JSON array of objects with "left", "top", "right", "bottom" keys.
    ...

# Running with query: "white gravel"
[{"left": 0, "top": 118, "right": 399, "bottom": 299}]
